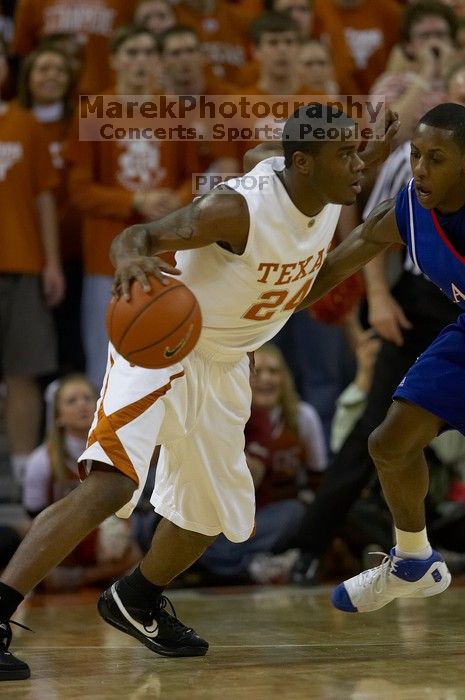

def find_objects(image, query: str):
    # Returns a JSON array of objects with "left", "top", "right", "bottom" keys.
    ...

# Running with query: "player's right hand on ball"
[{"left": 113, "top": 255, "right": 181, "bottom": 299}]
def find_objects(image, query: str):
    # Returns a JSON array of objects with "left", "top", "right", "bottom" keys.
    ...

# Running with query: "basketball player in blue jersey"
[{"left": 297, "top": 102, "right": 465, "bottom": 613}]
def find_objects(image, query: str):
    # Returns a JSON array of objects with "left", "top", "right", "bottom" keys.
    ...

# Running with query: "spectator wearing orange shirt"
[
  {"left": 237, "top": 13, "right": 322, "bottom": 159},
  {"left": 67, "top": 25, "right": 188, "bottom": 388},
  {"left": 17, "top": 46, "right": 84, "bottom": 375},
  {"left": 238, "top": 0, "right": 315, "bottom": 89},
  {"left": 245, "top": 12, "right": 320, "bottom": 96},
  {"left": 12, "top": 0, "right": 133, "bottom": 94},
  {"left": 159, "top": 24, "right": 236, "bottom": 96},
  {"left": 0, "top": 36, "right": 64, "bottom": 486},
  {"left": 299, "top": 38, "right": 340, "bottom": 95},
  {"left": 174, "top": 0, "right": 249, "bottom": 83},
  {"left": 313, "top": 0, "right": 402, "bottom": 93},
  {"left": 133, "top": 0, "right": 177, "bottom": 91},
  {"left": 17, "top": 46, "right": 75, "bottom": 190},
  {"left": 158, "top": 24, "right": 240, "bottom": 184}
]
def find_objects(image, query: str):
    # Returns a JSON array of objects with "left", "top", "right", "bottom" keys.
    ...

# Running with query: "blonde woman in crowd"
[{"left": 23, "top": 375, "right": 141, "bottom": 592}]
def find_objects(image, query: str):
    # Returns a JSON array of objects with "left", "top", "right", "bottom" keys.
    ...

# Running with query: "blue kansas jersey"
[
  {"left": 394, "top": 179, "right": 465, "bottom": 434},
  {"left": 395, "top": 179, "right": 465, "bottom": 309}
]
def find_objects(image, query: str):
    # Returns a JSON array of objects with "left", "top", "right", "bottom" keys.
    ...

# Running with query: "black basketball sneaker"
[
  {"left": 98, "top": 583, "right": 209, "bottom": 657},
  {"left": 0, "top": 621, "right": 31, "bottom": 681}
]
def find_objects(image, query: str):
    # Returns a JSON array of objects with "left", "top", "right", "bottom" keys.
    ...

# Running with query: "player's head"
[
  {"left": 282, "top": 103, "right": 364, "bottom": 206},
  {"left": 412, "top": 102, "right": 465, "bottom": 210}
]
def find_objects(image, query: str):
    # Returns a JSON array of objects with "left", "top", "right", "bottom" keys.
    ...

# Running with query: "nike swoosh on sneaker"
[
  {"left": 111, "top": 584, "right": 159, "bottom": 638},
  {"left": 164, "top": 324, "right": 193, "bottom": 359}
]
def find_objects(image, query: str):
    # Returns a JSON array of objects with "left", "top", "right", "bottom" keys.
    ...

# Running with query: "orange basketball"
[{"left": 106, "top": 276, "right": 202, "bottom": 369}]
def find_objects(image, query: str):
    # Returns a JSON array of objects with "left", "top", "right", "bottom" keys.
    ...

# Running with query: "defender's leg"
[{"left": 332, "top": 400, "right": 451, "bottom": 613}]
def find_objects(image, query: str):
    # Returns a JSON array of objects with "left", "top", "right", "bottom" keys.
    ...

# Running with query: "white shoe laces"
[{"left": 358, "top": 552, "right": 397, "bottom": 595}]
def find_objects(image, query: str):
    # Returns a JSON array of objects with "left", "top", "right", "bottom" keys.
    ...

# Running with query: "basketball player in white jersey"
[{"left": 0, "top": 104, "right": 398, "bottom": 679}]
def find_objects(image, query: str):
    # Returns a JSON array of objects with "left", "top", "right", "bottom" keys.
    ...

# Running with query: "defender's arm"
[{"left": 297, "top": 199, "right": 402, "bottom": 311}]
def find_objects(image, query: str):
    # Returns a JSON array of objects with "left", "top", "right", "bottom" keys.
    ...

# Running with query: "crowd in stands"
[{"left": 2, "top": 0, "right": 465, "bottom": 591}]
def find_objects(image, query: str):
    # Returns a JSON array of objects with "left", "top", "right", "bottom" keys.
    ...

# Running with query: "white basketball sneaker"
[{"left": 332, "top": 548, "right": 451, "bottom": 613}]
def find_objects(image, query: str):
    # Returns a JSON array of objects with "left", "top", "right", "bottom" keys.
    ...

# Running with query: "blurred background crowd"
[{"left": 2, "top": 0, "right": 465, "bottom": 593}]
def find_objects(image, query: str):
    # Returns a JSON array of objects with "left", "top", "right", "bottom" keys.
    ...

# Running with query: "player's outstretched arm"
[
  {"left": 358, "top": 109, "right": 400, "bottom": 168},
  {"left": 110, "top": 189, "right": 249, "bottom": 298},
  {"left": 296, "top": 199, "right": 402, "bottom": 312}
]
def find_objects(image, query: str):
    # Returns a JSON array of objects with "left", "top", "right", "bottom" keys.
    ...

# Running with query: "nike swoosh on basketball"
[
  {"left": 111, "top": 584, "right": 159, "bottom": 638},
  {"left": 164, "top": 324, "right": 193, "bottom": 358}
]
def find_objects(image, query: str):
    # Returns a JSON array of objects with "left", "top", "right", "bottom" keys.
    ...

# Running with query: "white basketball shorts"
[{"left": 78, "top": 342, "right": 255, "bottom": 543}]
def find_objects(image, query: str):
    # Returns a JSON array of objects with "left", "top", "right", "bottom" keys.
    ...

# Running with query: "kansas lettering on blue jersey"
[{"left": 395, "top": 180, "right": 465, "bottom": 310}]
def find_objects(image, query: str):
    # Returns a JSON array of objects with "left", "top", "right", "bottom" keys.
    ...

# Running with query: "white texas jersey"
[{"left": 176, "top": 157, "right": 341, "bottom": 356}]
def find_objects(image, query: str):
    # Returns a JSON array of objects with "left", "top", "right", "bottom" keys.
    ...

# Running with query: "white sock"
[
  {"left": 394, "top": 527, "right": 432, "bottom": 560},
  {"left": 11, "top": 453, "right": 29, "bottom": 485}
]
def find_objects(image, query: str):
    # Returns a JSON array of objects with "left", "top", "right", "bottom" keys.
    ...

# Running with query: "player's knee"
[
  {"left": 105, "top": 478, "right": 136, "bottom": 512},
  {"left": 369, "top": 415, "right": 431, "bottom": 471},
  {"left": 83, "top": 468, "right": 137, "bottom": 514},
  {"left": 368, "top": 424, "right": 400, "bottom": 468},
  {"left": 104, "top": 476, "right": 136, "bottom": 512}
]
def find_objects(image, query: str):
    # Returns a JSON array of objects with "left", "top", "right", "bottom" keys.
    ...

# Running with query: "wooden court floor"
[{"left": 3, "top": 584, "right": 465, "bottom": 699}]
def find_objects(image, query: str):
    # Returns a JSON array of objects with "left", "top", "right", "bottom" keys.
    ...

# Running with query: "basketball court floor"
[{"left": 3, "top": 584, "right": 465, "bottom": 699}]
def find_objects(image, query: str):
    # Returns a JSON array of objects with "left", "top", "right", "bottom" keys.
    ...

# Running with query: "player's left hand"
[
  {"left": 42, "top": 263, "right": 66, "bottom": 308},
  {"left": 360, "top": 109, "right": 400, "bottom": 167}
]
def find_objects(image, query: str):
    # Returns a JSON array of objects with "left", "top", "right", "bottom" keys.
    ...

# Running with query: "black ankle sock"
[
  {"left": 117, "top": 567, "right": 164, "bottom": 609},
  {"left": 0, "top": 583, "right": 24, "bottom": 621}
]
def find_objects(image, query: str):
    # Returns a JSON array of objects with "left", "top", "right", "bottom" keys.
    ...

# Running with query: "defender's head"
[
  {"left": 282, "top": 103, "right": 364, "bottom": 205},
  {"left": 412, "top": 102, "right": 465, "bottom": 211}
]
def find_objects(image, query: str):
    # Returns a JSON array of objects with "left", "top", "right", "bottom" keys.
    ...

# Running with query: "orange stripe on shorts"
[{"left": 85, "top": 369, "right": 185, "bottom": 484}]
